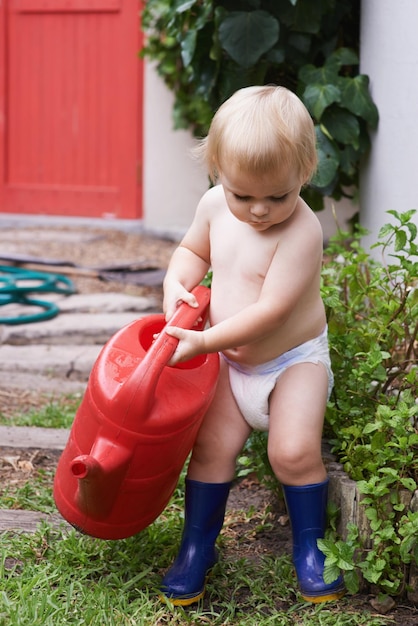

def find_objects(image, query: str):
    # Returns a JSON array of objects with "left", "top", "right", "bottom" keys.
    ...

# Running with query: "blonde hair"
[{"left": 194, "top": 85, "right": 317, "bottom": 184}]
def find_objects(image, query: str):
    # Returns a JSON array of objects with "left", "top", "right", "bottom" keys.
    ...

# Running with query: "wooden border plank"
[
  {"left": 0, "top": 509, "right": 71, "bottom": 533},
  {"left": 0, "top": 426, "right": 69, "bottom": 450}
]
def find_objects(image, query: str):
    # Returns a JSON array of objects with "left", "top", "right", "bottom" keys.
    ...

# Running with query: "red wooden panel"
[
  {"left": 0, "top": 0, "right": 143, "bottom": 219},
  {"left": 15, "top": 1, "right": 122, "bottom": 13},
  {"left": 0, "top": 2, "right": 6, "bottom": 213}
]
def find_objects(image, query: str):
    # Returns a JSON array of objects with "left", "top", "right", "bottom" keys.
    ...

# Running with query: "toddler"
[{"left": 160, "top": 85, "right": 345, "bottom": 605}]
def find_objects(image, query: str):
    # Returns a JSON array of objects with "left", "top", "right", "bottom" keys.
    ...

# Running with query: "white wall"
[
  {"left": 360, "top": 0, "right": 418, "bottom": 249},
  {"left": 142, "top": 62, "right": 208, "bottom": 239}
]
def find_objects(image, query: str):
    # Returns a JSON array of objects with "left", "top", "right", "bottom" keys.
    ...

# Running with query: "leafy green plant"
[
  {"left": 235, "top": 210, "right": 417, "bottom": 597},
  {"left": 320, "top": 210, "right": 418, "bottom": 596},
  {"left": 142, "top": 0, "right": 378, "bottom": 210},
  {"left": 322, "top": 210, "right": 417, "bottom": 477},
  {"left": 237, "top": 430, "right": 278, "bottom": 493}
]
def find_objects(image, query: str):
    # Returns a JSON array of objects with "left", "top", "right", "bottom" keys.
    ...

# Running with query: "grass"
[
  {"left": 0, "top": 515, "right": 390, "bottom": 626},
  {"left": 0, "top": 395, "right": 81, "bottom": 429},
  {"left": 0, "top": 401, "right": 396, "bottom": 625}
]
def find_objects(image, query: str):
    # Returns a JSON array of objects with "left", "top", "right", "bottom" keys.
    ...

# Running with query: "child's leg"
[
  {"left": 268, "top": 362, "right": 345, "bottom": 602},
  {"left": 268, "top": 362, "right": 329, "bottom": 485},
  {"left": 188, "top": 358, "right": 252, "bottom": 483},
  {"left": 160, "top": 360, "right": 251, "bottom": 605}
]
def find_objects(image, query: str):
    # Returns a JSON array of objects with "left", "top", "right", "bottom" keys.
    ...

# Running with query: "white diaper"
[{"left": 223, "top": 327, "right": 334, "bottom": 432}]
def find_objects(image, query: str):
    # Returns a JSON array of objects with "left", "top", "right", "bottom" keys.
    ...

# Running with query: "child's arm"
[
  {"left": 163, "top": 193, "right": 212, "bottom": 321},
  {"left": 166, "top": 297, "right": 282, "bottom": 362},
  {"left": 163, "top": 246, "right": 210, "bottom": 320}
]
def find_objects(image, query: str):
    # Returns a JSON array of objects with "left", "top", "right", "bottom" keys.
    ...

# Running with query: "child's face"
[{"left": 219, "top": 165, "right": 303, "bottom": 232}]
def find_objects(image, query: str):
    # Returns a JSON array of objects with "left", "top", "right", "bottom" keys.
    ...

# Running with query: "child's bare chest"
[{"left": 210, "top": 216, "right": 279, "bottom": 283}]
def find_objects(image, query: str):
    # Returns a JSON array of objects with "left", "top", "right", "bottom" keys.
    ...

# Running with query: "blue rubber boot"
[
  {"left": 160, "top": 478, "right": 231, "bottom": 606},
  {"left": 282, "top": 479, "right": 346, "bottom": 603}
]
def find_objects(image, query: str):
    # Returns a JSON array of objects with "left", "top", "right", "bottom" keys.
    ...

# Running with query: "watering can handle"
[
  {"left": 118, "top": 285, "right": 212, "bottom": 424},
  {"left": 147, "top": 284, "right": 211, "bottom": 367}
]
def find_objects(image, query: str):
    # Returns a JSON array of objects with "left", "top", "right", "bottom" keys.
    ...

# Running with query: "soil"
[{"left": 1, "top": 226, "right": 417, "bottom": 624}]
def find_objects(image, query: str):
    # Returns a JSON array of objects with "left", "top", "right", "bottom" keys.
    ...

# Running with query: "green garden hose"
[{"left": 0, "top": 266, "right": 76, "bottom": 325}]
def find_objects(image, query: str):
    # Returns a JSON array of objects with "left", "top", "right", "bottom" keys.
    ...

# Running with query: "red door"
[{"left": 0, "top": 0, "right": 143, "bottom": 219}]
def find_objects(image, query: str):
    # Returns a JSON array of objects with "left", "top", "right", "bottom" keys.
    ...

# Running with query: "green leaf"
[
  {"left": 344, "top": 569, "right": 360, "bottom": 594},
  {"left": 323, "top": 563, "right": 342, "bottom": 584},
  {"left": 303, "top": 83, "right": 341, "bottom": 121},
  {"left": 288, "top": 32, "right": 311, "bottom": 55},
  {"left": 395, "top": 229, "right": 407, "bottom": 252},
  {"left": 219, "top": 11, "right": 279, "bottom": 68},
  {"left": 180, "top": 29, "right": 197, "bottom": 67},
  {"left": 378, "top": 223, "right": 394, "bottom": 239},
  {"left": 311, "top": 126, "right": 340, "bottom": 188},
  {"left": 321, "top": 108, "right": 360, "bottom": 148},
  {"left": 339, "top": 75, "right": 379, "bottom": 128},
  {"left": 363, "top": 422, "right": 380, "bottom": 435},
  {"left": 292, "top": 0, "right": 323, "bottom": 34},
  {"left": 265, "top": 47, "right": 285, "bottom": 64},
  {"left": 407, "top": 221, "right": 417, "bottom": 241},
  {"left": 174, "top": 0, "right": 197, "bottom": 13},
  {"left": 375, "top": 558, "right": 387, "bottom": 572},
  {"left": 299, "top": 63, "right": 337, "bottom": 87},
  {"left": 327, "top": 47, "right": 359, "bottom": 69},
  {"left": 400, "top": 477, "right": 417, "bottom": 492},
  {"left": 301, "top": 184, "right": 325, "bottom": 211},
  {"left": 339, "top": 144, "right": 358, "bottom": 177},
  {"left": 316, "top": 538, "right": 335, "bottom": 557}
]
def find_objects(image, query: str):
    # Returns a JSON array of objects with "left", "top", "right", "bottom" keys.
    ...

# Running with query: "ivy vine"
[{"left": 142, "top": 0, "right": 378, "bottom": 210}]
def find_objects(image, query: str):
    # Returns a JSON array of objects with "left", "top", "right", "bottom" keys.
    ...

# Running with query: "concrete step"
[
  {"left": 0, "top": 344, "right": 101, "bottom": 380},
  {"left": 0, "top": 292, "right": 162, "bottom": 394},
  {"left": 0, "top": 292, "right": 159, "bottom": 346}
]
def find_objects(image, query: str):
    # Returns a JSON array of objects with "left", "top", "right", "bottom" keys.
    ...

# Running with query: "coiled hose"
[{"left": 0, "top": 266, "right": 76, "bottom": 324}]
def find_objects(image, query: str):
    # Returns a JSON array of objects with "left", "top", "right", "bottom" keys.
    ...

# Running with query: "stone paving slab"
[
  {"left": 0, "top": 292, "right": 159, "bottom": 346},
  {"left": 0, "top": 292, "right": 158, "bottom": 316},
  {"left": 0, "top": 312, "right": 148, "bottom": 346},
  {"left": 0, "top": 344, "right": 101, "bottom": 378},
  {"left": 0, "top": 292, "right": 162, "bottom": 394},
  {"left": 1, "top": 372, "right": 89, "bottom": 394},
  {"left": 0, "top": 227, "right": 103, "bottom": 246},
  {"left": 57, "top": 292, "right": 157, "bottom": 313}
]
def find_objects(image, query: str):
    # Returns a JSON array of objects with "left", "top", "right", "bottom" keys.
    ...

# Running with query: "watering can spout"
[
  {"left": 71, "top": 455, "right": 101, "bottom": 480},
  {"left": 70, "top": 439, "right": 131, "bottom": 521}
]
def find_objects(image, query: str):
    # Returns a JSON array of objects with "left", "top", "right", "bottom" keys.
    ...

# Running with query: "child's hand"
[
  {"left": 163, "top": 283, "right": 199, "bottom": 322},
  {"left": 164, "top": 326, "right": 206, "bottom": 365}
]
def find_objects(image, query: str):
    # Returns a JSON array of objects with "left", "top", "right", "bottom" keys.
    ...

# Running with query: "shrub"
[
  {"left": 239, "top": 210, "right": 418, "bottom": 596},
  {"left": 320, "top": 210, "right": 418, "bottom": 596}
]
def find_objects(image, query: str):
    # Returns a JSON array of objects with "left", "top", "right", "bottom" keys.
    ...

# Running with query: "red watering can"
[{"left": 54, "top": 285, "right": 219, "bottom": 540}]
